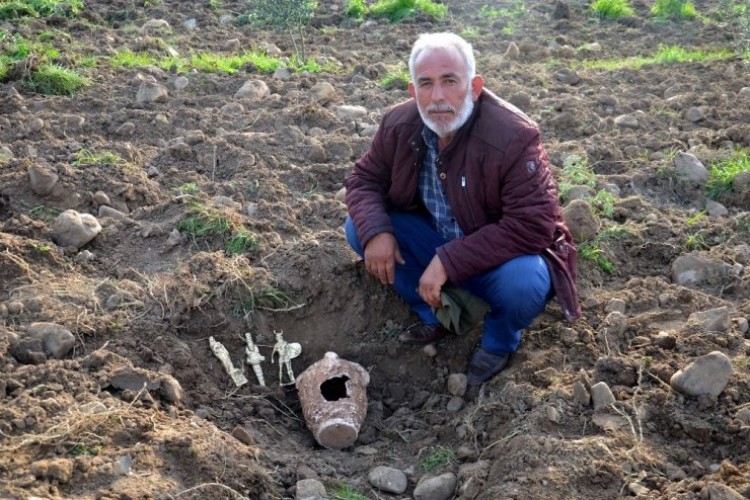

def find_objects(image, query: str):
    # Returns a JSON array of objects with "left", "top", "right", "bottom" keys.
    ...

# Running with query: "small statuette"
[
  {"left": 244, "top": 332, "right": 266, "bottom": 386},
  {"left": 271, "top": 330, "right": 302, "bottom": 386},
  {"left": 209, "top": 336, "right": 248, "bottom": 387}
]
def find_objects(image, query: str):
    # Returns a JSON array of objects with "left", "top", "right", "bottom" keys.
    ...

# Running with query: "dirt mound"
[{"left": 1, "top": 0, "right": 750, "bottom": 499}]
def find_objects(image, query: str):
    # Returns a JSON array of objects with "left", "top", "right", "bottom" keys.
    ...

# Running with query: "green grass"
[
  {"left": 421, "top": 445, "right": 456, "bottom": 472},
  {"left": 369, "top": 0, "right": 447, "bottom": 22},
  {"left": 23, "top": 63, "right": 88, "bottom": 95},
  {"left": 380, "top": 68, "right": 409, "bottom": 89},
  {"left": 652, "top": 0, "right": 696, "bottom": 20},
  {"left": 109, "top": 49, "right": 325, "bottom": 75},
  {"left": 330, "top": 483, "right": 368, "bottom": 500},
  {"left": 225, "top": 229, "right": 258, "bottom": 255},
  {"left": 578, "top": 241, "right": 614, "bottom": 273},
  {"left": 0, "top": 0, "right": 83, "bottom": 20},
  {"left": 233, "top": 286, "right": 294, "bottom": 315},
  {"left": 583, "top": 44, "right": 733, "bottom": 70},
  {"left": 345, "top": 0, "right": 366, "bottom": 18},
  {"left": 590, "top": 0, "right": 634, "bottom": 19},
  {"left": 177, "top": 204, "right": 232, "bottom": 240},
  {"left": 706, "top": 150, "right": 750, "bottom": 199},
  {"left": 73, "top": 149, "right": 126, "bottom": 168}
]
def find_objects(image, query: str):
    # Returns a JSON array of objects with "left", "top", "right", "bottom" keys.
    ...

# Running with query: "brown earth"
[{"left": 1, "top": 0, "right": 750, "bottom": 499}]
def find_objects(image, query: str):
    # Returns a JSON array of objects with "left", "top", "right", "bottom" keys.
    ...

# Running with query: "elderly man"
[{"left": 344, "top": 32, "right": 580, "bottom": 385}]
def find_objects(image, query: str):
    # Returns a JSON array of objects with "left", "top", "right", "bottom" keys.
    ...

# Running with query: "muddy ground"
[{"left": 1, "top": 0, "right": 750, "bottom": 498}]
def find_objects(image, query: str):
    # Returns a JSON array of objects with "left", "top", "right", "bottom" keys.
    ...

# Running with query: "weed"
[
  {"left": 578, "top": 241, "right": 614, "bottom": 273},
  {"left": 30, "top": 242, "right": 52, "bottom": 253},
  {"left": 591, "top": 189, "right": 616, "bottom": 219},
  {"left": 0, "top": 0, "right": 83, "bottom": 20},
  {"left": 369, "top": 0, "right": 447, "bottom": 22},
  {"left": 175, "top": 182, "right": 200, "bottom": 195},
  {"left": 238, "top": 0, "right": 318, "bottom": 60},
  {"left": 683, "top": 231, "right": 709, "bottom": 251},
  {"left": 706, "top": 150, "right": 750, "bottom": 200},
  {"left": 109, "top": 49, "right": 300, "bottom": 75},
  {"left": 73, "top": 149, "right": 126, "bottom": 168},
  {"left": 652, "top": 0, "right": 696, "bottom": 20},
  {"left": 345, "top": 0, "right": 367, "bottom": 19},
  {"left": 380, "top": 68, "right": 410, "bottom": 90},
  {"left": 591, "top": 0, "right": 634, "bottom": 19},
  {"left": 225, "top": 229, "right": 258, "bottom": 255},
  {"left": 330, "top": 483, "right": 368, "bottom": 500},
  {"left": 583, "top": 45, "right": 732, "bottom": 70},
  {"left": 25, "top": 63, "right": 88, "bottom": 95},
  {"left": 421, "top": 445, "right": 456, "bottom": 472},
  {"left": 234, "top": 286, "right": 295, "bottom": 315},
  {"left": 69, "top": 443, "right": 101, "bottom": 456},
  {"left": 562, "top": 154, "right": 596, "bottom": 187},
  {"left": 177, "top": 204, "right": 232, "bottom": 240},
  {"left": 459, "top": 26, "right": 480, "bottom": 39},
  {"left": 207, "top": 0, "right": 223, "bottom": 9},
  {"left": 598, "top": 223, "right": 633, "bottom": 241},
  {"left": 28, "top": 204, "right": 61, "bottom": 220}
]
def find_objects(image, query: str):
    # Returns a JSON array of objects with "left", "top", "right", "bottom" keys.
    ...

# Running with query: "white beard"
[{"left": 418, "top": 89, "right": 475, "bottom": 138}]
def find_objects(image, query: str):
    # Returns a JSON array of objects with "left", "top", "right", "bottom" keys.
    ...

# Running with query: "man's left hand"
[{"left": 419, "top": 255, "right": 447, "bottom": 308}]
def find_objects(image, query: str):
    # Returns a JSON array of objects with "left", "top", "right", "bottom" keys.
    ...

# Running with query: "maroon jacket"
[{"left": 346, "top": 89, "right": 581, "bottom": 322}]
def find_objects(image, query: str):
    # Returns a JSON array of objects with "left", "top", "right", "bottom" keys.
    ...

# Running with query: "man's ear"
[
  {"left": 408, "top": 82, "right": 416, "bottom": 99},
  {"left": 471, "top": 75, "right": 484, "bottom": 101}
]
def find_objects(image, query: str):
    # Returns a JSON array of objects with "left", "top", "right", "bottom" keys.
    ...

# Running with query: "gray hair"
[{"left": 408, "top": 32, "right": 476, "bottom": 83}]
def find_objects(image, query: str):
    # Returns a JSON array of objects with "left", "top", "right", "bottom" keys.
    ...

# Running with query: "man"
[{"left": 344, "top": 32, "right": 580, "bottom": 386}]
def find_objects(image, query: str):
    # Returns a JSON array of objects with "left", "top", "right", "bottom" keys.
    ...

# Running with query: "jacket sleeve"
[
  {"left": 345, "top": 115, "right": 395, "bottom": 249},
  {"left": 437, "top": 126, "right": 561, "bottom": 284}
]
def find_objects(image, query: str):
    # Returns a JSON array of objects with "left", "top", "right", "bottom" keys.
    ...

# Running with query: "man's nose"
[{"left": 431, "top": 83, "right": 445, "bottom": 100}]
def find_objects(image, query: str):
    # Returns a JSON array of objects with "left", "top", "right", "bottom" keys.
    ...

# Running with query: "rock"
[
  {"left": 670, "top": 351, "right": 733, "bottom": 397},
  {"left": 614, "top": 114, "right": 639, "bottom": 129},
  {"left": 234, "top": 79, "right": 270, "bottom": 100},
  {"left": 52, "top": 210, "right": 102, "bottom": 249},
  {"left": 686, "top": 307, "right": 731, "bottom": 333},
  {"left": 334, "top": 187, "right": 346, "bottom": 203},
  {"left": 706, "top": 199, "right": 728, "bottom": 217},
  {"left": 447, "top": 373, "right": 467, "bottom": 397},
  {"left": 546, "top": 405, "right": 561, "bottom": 423},
  {"left": 591, "top": 381, "right": 616, "bottom": 409},
  {"left": 563, "top": 199, "right": 599, "bottom": 242},
  {"left": 273, "top": 67, "right": 292, "bottom": 80},
  {"left": 31, "top": 458, "right": 74, "bottom": 483},
  {"left": 413, "top": 472, "right": 457, "bottom": 500},
  {"left": 368, "top": 465, "right": 407, "bottom": 494},
  {"left": 140, "top": 19, "right": 171, "bottom": 34},
  {"left": 503, "top": 42, "right": 520, "bottom": 60},
  {"left": 310, "top": 81, "right": 337, "bottom": 104},
  {"left": 683, "top": 106, "right": 705, "bottom": 122},
  {"left": 159, "top": 374, "right": 184, "bottom": 403},
  {"left": 0, "top": 146, "right": 13, "bottom": 161},
  {"left": 335, "top": 104, "right": 368, "bottom": 120},
  {"left": 27, "top": 162, "right": 59, "bottom": 196},
  {"left": 446, "top": 396, "right": 464, "bottom": 412},
  {"left": 115, "top": 122, "right": 135, "bottom": 135},
  {"left": 295, "top": 478, "right": 326, "bottom": 499},
  {"left": 673, "top": 151, "right": 709, "bottom": 185},
  {"left": 98, "top": 205, "right": 128, "bottom": 220},
  {"left": 136, "top": 81, "right": 169, "bottom": 104},
  {"left": 735, "top": 408, "right": 750, "bottom": 426},
  {"left": 172, "top": 76, "right": 189, "bottom": 90},
  {"left": 604, "top": 298, "right": 626, "bottom": 314},
  {"left": 707, "top": 482, "right": 744, "bottom": 500},
  {"left": 26, "top": 322, "right": 75, "bottom": 358},
  {"left": 671, "top": 254, "right": 735, "bottom": 286},
  {"left": 231, "top": 426, "right": 257, "bottom": 445}
]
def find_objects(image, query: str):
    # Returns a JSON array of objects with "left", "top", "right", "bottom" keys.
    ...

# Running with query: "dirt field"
[{"left": 1, "top": 0, "right": 750, "bottom": 498}]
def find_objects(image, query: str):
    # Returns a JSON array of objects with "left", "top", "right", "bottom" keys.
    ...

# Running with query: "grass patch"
[
  {"left": 225, "top": 229, "right": 258, "bottom": 255},
  {"left": 109, "top": 49, "right": 326, "bottom": 75},
  {"left": 178, "top": 202, "right": 260, "bottom": 256},
  {"left": 345, "top": 0, "right": 367, "bottom": 19},
  {"left": 330, "top": 483, "right": 368, "bottom": 500},
  {"left": 0, "top": 0, "right": 83, "bottom": 20},
  {"left": 583, "top": 44, "right": 733, "bottom": 70},
  {"left": 421, "top": 445, "right": 456, "bottom": 472},
  {"left": 578, "top": 240, "right": 614, "bottom": 273},
  {"left": 369, "top": 0, "right": 447, "bottom": 22},
  {"left": 73, "top": 149, "right": 127, "bottom": 168},
  {"left": 233, "top": 286, "right": 295, "bottom": 315},
  {"left": 23, "top": 63, "right": 88, "bottom": 95},
  {"left": 380, "top": 68, "right": 409, "bottom": 89},
  {"left": 590, "top": 0, "right": 634, "bottom": 19},
  {"left": 652, "top": 0, "right": 696, "bottom": 20},
  {"left": 706, "top": 150, "right": 750, "bottom": 200}
]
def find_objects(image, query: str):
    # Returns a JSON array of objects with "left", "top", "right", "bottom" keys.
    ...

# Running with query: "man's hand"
[
  {"left": 419, "top": 255, "right": 447, "bottom": 308},
  {"left": 364, "top": 233, "right": 405, "bottom": 285}
]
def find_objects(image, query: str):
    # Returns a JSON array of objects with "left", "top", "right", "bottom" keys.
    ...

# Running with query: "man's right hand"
[{"left": 364, "top": 233, "right": 405, "bottom": 285}]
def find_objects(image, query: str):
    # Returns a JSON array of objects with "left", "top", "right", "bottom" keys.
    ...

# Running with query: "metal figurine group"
[{"left": 209, "top": 330, "right": 302, "bottom": 387}]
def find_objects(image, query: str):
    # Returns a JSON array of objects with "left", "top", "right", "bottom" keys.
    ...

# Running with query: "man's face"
[{"left": 408, "top": 46, "right": 483, "bottom": 138}]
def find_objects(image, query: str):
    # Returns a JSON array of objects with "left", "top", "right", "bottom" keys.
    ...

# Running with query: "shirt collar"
[{"left": 421, "top": 125, "right": 439, "bottom": 149}]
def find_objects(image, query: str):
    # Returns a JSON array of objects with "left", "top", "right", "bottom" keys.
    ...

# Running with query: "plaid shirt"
[{"left": 419, "top": 127, "right": 464, "bottom": 241}]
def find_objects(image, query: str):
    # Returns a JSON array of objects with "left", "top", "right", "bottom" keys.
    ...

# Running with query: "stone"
[
  {"left": 27, "top": 162, "right": 59, "bottom": 196},
  {"left": 673, "top": 151, "right": 709, "bottom": 185},
  {"left": 413, "top": 472, "right": 457, "bottom": 500},
  {"left": 670, "top": 351, "right": 733, "bottom": 397},
  {"left": 591, "top": 381, "right": 616, "bottom": 409},
  {"left": 234, "top": 79, "right": 270, "bottom": 100},
  {"left": 136, "top": 82, "right": 169, "bottom": 104},
  {"left": 295, "top": 478, "right": 326, "bottom": 499},
  {"left": 446, "top": 373, "right": 467, "bottom": 397},
  {"left": 563, "top": 199, "right": 599, "bottom": 242},
  {"left": 26, "top": 322, "right": 75, "bottom": 358},
  {"left": 52, "top": 210, "right": 102, "bottom": 249},
  {"left": 368, "top": 465, "right": 407, "bottom": 494}
]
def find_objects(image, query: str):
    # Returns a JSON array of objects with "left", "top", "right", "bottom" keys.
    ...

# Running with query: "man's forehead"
[{"left": 413, "top": 45, "right": 465, "bottom": 73}]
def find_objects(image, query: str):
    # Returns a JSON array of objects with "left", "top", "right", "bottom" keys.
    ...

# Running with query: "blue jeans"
[{"left": 344, "top": 212, "right": 552, "bottom": 354}]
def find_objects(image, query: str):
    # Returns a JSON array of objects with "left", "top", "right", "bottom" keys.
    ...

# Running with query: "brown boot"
[{"left": 398, "top": 324, "right": 449, "bottom": 345}]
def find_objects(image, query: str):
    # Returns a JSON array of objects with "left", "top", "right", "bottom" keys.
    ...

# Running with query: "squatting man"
[{"left": 344, "top": 32, "right": 581, "bottom": 385}]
